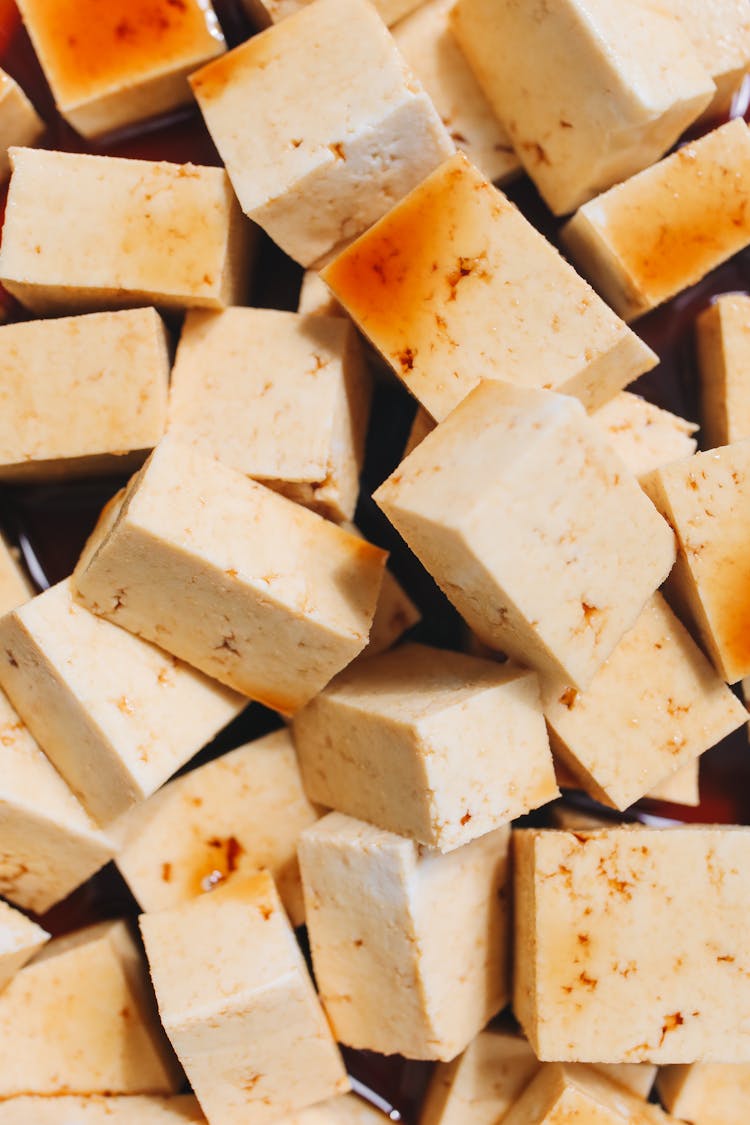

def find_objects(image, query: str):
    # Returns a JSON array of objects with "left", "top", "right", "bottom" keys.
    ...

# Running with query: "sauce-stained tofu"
[
  {"left": 0, "top": 69, "right": 42, "bottom": 181},
  {"left": 299, "top": 812, "right": 510, "bottom": 1061},
  {"left": 0, "top": 578, "right": 246, "bottom": 825},
  {"left": 73, "top": 437, "right": 386, "bottom": 712},
  {"left": 168, "top": 308, "right": 371, "bottom": 522},
  {"left": 191, "top": 0, "right": 454, "bottom": 267},
  {"left": 657, "top": 1062, "right": 750, "bottom": 1124},
  {"left": 323, "top": 153, "right": 656, "bottom": 422},
  {"left": 0, "top": 536, "right": 32, "bottom": 616},
  {"left": 0, "top": 1096, "right": 205, "bottom": 1124},
  {"left": 141, "top": 873, "right": 349, "bottom": 1124},
  {"left": 0, "top": 309, "right": 169, "bottom": 481},
  {"left": 242, "top": 0, "right": 425, "bottom": 29},
  {"left": 514, "top": 827, "right": 750, "bottom": 1061},
  {"left": 0, "top": 900, "right": 48, "bottom": 992},
  {"left": 501, "top": 1064, "right": 675, "bottom": 1125},
  {"left": 375, "top": 382, "right": 675, "bottom": 689},
  {"left": 562, "top": 120, "right": 750, "bottom": 321},
  {"left": 0, "top": 148, "right": 251, "bottom": 314},
  {"left": 293, "top": 643, "right": 557, "bottom": 850},
  {"left": 696, "top": 294, "right": 750, "bottom": 448},
  {"left": 591, "top": 393, "right": 698, "bottom": 482}
]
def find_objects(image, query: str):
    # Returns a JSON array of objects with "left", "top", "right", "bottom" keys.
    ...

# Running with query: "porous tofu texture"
[
  {"left": 0, "top": 1096, "right": 206, "bottom": 1124},
  {"left": 657, "top": 1062, "right": 750, "bottom": 1125},
  {"left": 0, "top": 148, "right": 251, "bottom": 314},
  {"left": 191, "top": 0, "right": 455, "bottom": 267},
  {"left": 0, "top": 900, "right": 48, "bottom": 992},
  {"left": 322, "top": 152, "right": 656, "bottom": 422},
  {"left": 0, "top": 69, "right": 42, "bottom": 181},
  {"left": 591, "top": 392, "right": 697, "bottom": 482},
  {"left": 167, "top": 307, "right": 371, "bottom": 522},
  {"left": 562, "top": 119, "right": 750, "bottom": 321},
  {"left": 501, "top": 1064, "right": 675, "bottom": 1125},
  {"left": 697, "top": 294, "right": 750, "bottom": 448},
  {"left": 293, "top": 642, "right": 557, "bottom": 850},
  {"left": 299, "top": 813, "right": 510, "bottom": 1061},
  {"left": 374, "top": 382, "right": 675, "bottom": 689},
  {"left": 141, "top": 873, "right": 349, "bottom": 1125},
  {"left": 73, "top": 436, "right": 386, "bottom": 712},
  {"left": 450, "top": 0, "right": 714, "bottom": 216},
  {"left": 514, "top": 827, "right": 750, "bottom": 1062}
]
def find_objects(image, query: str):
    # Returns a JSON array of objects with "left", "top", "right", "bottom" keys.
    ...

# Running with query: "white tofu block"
[
  {"left": 591, "top": 393, "right": 698, "bottom": 483},
  {"left": 242, "top": 0, "right": 425, "bottom": 29},
  {"left": 0, "top": 536, "right": 32, "bottom": 617},
  {"left": 299, "top": 812, "right": 510, "bottom": 1061},
  {"left": 322, "top": 153, "right": 657, "bottom": 422},
  {"left": 0, "top": 69, "right": 42, "bottom": 181},
  {"left": 190, "top": 0, "right": 455, "bottom": 267},
  {"left": 514, "top": 826, "right": 750, "bottom": 1062},
  {"left": 141, "top": 872, "right": 349, "bottom": 1124},
  {"left": 374, "top": 382, "right": 675, "bottom": 689},
  {"left": 647, "top": 760, "right": 700, "bottom": 807},
  {"left": 0, "top": 900, "right": 48, "bottom": 992},
  {"left": 365, "top": 568, "right": 420, "bottom": 655},
  {"left": 16, "top": 0, "right": 225, "bottom": 138},
  {"left": 73, "top": 437, "right": 386, "bottom": 712},
  {"left": 540, "top": 593, "right": 745, "bottom": 810},
  {"left": 0, "top": 309, "right": 169, "bottom": 481},
  {"left": 420, "top": 1029, "right": 541, "bottom": 1125},
  {"left": 297, "top": 270, "right": 344, "bottom": 318},
  {"left": 555, "top": 734, "right": 701, "bottom": 807},
  {"left": 562, "top": 120, "right": 750, "bottom": 321},
  {"left": 502, "top": 1064, "right": 675, "bottom": 1125},
  {"left": 279, "top": 1096, "right": 386, "bottom": 1124},
  {"left": 0, "top": 147, "right": 251, "bottom": 315},
  {"left": 294, "top": 642, "right": 557, "bottom": 850},
  {"left": 168, "top": 307, "right": 371, "bottom": 522},
  {"left": 450, "top": 0, "right": 714, "bottom": 216},
  {"left": 0, "top": 578, "right": 246, "bottom": 824},
  {"left": 657, "top": 1062, "right": 750, "bottom": 1124},
  {"left": 697, "top": 294, "right": 750, "bottom": 448},
  {"left": 0, "top": 920, "right": 181, "bottom": 1097},
  {"left": 0, "top": 1096, "right": 205, "bottom": 1124}
]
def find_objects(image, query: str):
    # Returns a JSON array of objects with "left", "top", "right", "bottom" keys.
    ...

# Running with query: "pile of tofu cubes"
[{"left": 1, "top": 0, "right": 750, "bottom": 1121}]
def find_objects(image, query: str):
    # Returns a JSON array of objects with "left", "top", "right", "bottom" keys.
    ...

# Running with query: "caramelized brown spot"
[
  {"left": 559, "top": 687, "right": 578, "bottom": 710},
  {"left": 329, "top": 142, "right": 345, "bottom": 160},
  {"left": 398, "top": 347, "right": 416, "bottom": 372},
  {"left": 659, "top": 1011, "right": 684, "bottom": 1044},
  {"left": 460, "top": 810, "right": 472, "bottom": 826},
  {"left": 259, "top": 904, "right": 273, "bottom": 921},
  {"left": 161, "top": 862, "right": 172, "bottom": 883},
  {"left": 5, "top": 650, "right": 17, "bottom": 668},
  {"left": 577, "top": 933, "right": 590, "bottom": 946},
  {"left": 522, "top": 141, "right": 551, "bottom": 165},
  {"left": 578, "top": 971, "right": 597, "bottom": 990}
]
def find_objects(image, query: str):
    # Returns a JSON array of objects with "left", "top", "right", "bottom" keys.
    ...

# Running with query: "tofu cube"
[
  {"left": 0, "top": 901, "right": 48, "bottom": 992},
  {"left": 501, "top": 1064, "right": 675, "bottom": 1125},
  {"left": 374, "top": 382, "right": 676, "bottom": 689},
  {"left": 275, "top": 1095, "right": 387, "bottom": 1124},
  {"left": 540, "top": 593, "right": 745, "bottom": 810},
  {"left": 141, "top": 872, "right": 349, "bottom": 1124},
  {"left": 0, "top": 1096, "right": 205, "bottom": 1124},
  {"left": 322, "top": 153, "right": 657, "bottom": 422},
  {"left": 646, "top": 760, "right": 700, "bottom": 807},
  {"left": 0, "top": 147, "right": 251, "bottom": 315},
  {"left": 514, "top": 827, "right": 750, "bottom": 1061},
  {"left": 297, "top": 270, "right": 343, "bottom": 318},
  {"left": 0, "top": 309, "right": 169, "bottom": 481},
  {"left": 0, "top": 920, "right": 181, "bottom": 1097},
  {"left": 190, "top": 0, "right": 455, "bottom": 267},
  {"left": 420, "top": 1029, "right": 541, "bottom": 1125},
  {"left": 0, "top": 69, "right": 42, "bottom": 181},
  {"left": 242, "top": 0, "right": 425, "bottom": 30},
  {"left": 450, "top": 0, "right": 714, "bottom": 216},
  {"left": 299, "top": 812, "right": 510, "bottom": 1060},
  {"left": 0, "top": 578, "right": 246, "bottom": 824},
  {"left": 697, "top": 293, "right": 750, "bottom": 449},
  {"left": 657, "top": 1062, "right": 750, "bottom": 1125},
  {"left": 403, "top": 404, "right": 435, "bottom": 457},
  {"left": 293, "top": 642, "right": 557, "bottom": 850},
  {"left": 73, "top": 437, "right": 387, "bottom": 712},
  {"left": 15, "top": 0, "right": 225, "bottom": 138},
  {"left": 364, "top": 568, "right": 420, "bottom": 655},
  {"left": 591, "top": 392, "right": 698, "bottom": 483},
  {"left": 0, "top": 536, "right": 32, "bottom": 616},
  {"left": 167, "top": 307, "right": 371, "bottom": 522},
  {"left": 562, "top": 120, "right": 750, "bottom": 321},
  {"left": 554, "top": 742, "right": 701, "bottom": 808}
]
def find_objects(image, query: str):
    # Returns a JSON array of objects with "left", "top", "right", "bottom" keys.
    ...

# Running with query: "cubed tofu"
[
  {"left": 293, "top": 642, "right": 557, "bottom": 850},
  {"left": 540, "top": 594, "right": 745, "bottom": 811},
  {"left": 73, "top": 437, "right": 386, "bottom": 712},
  {"left": 0, "top": 536, "right": 32, "bottom": 616},
  {"left": 0, "top": 69, "right": 42, "bottom": 181},
  {"left": 554, "top": 746, "right": 701, "bottom": 808},
  {"left": 450, "top": 0, "right": 714, "bottom": 216},
  {"left": 643, "top": 441, "right": 750, "bottom": 683},
  {"left": 242, "top": 0, "right": 425, "bottom": 29},
  {"left": 167, "top": 308, "right": 371, "bottom": 522},
  {"left": 514, "top": 826, "right": 750, "bottom": 1061},
  {"left": 322, "top": 153, "right": 657, "bottom": 422},
  {"left": 0, "top": 901, "right": 48, "bottom": 992},
  {"left": 141, "top": 873, "right": 349, "bottom": 1124},
  {"left": 365, "top": 569, "right": 420, "bottom": 655},
  {"left": 657, "top": 1062, "right": 750, "bottom": 1124},
  {"left": 0, "top": 147, "right": 251, "bottom": 314},
  {"left": 297, "top": 270, "right": 344, "bottom": 318},
  {"left": 0, "top": 1096, "right": 205, "bottom": 1124},
  {"left": 501, "top": 1064, "right": 675, "bottom": 1125},
  {"left": 696, "top": 294, "right": 750, "bottom": 448},
  {"left": 0, "top": 920, "right": 181, "bottom": 1097},
  {"left": 0, "top": 578, "right": 246, "bottom": 824},
  {"left": 647, "top": 760, "right": 700, "bottom": 807},
  {"left": 420, "top": 1029, "right": 541, "bottom": 1125},
  {"left": 374, "top": 382, "right": 675, "bottom": 689},
  {"left": 403, "top": 405, "right": 435, "bottom": 457},
  {"left": 0, "top": 309, "right": 169, "bottom": 481},
  {"left": 299, "top": 812, "right": 510, "bottom": 1061},
  {"left": 191, "top": 0, "right": 455, "bottom": 267},
  {"left": 278, "top": 1097, "right": 387, "bottom": 1124},
  {"left": 591, "top": 393, "right": 698, "bottom": 483},
  {"left": 562, "top": 120, "right": 750, "bottom": 321}
]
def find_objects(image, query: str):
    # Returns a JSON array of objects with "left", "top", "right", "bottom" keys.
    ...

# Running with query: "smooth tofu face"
[
  {"left": 0, "top": 70, "right": 42, "bottom": 181},
  {"left": 0, "top": 537, "right": 32, "bottom": 616},
  {"left": 16, "top": 0, "right": 225, "bottom": 137},
  {"left": 591, "top": 392, "right": 697, "bottom": 482},
  {"left": 697, "top": 294, "right": 750, "bottom": 448},
  {"left": 168, "top": 307, "right": 371, "bottom": 522},
  {"left": 644, "top": 760, "right": 700, "bottom": 807},
  {"left": 0, "top": 148, "right": 251, "bottom": 315},
  {"left": 514, "top": 827, "right": 750, "bottom": 1062},
  {"left": 323, "top": 153, "right": 656, "bottom": 422},
  {"left": 420, "top": 1029, "right": 541, "bottom": 1125},
  {"left": 0, "top": 1096, "right": 205, "bottom": 1124},
  {"left": 562, "top": 120, "right": 750, "bottom": 321},
  {"left": 657, "top": 1061, "right": 750, "bottom": 1124},
  {"left": 502, "top": 1064, "right": 674, "bottom": 1125},
  {"left": 0, "top": 900, "right": 48, "bottom": 992},
  {"left": 191, "top": 0, "right": 454, "bottom": 267}
]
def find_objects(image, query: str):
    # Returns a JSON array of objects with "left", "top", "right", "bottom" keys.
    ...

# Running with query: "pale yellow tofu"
[
  {"left": 279, "top": 1096, "right": 387, "bottom": 1124},
  {"left": 591, "top": 393, "right": 698, "bottom": 483},
  {"left": 657, "top": 1062, "right": 750, "bottom": 1124},
  {"left": 562, "top": 120, "right": 750, "bottom": 321},
  {"left": 0, "top": 69, "right": 42, "bottom": 181},
  {"left": 0, "top": 900, "right": 48, "bottom": 992},
  {"left": 501, "top": 1064, "right": 675, "bottom": 1125},
  {"left": 0, "top": 920, "right": 181, "bottom": 1097},
  {"left": 297, "top": 270, "right": 344, "bottom": 318},
  {"left": 191, "top": 0, "right": 454, "bottom": 267},
  {"left": 241, "top": 0, "right": 426, "bottom": 29},
  {"left": 0, "top": 536, "right": 32, "bottom": 616},
  {"left": 420, "top": 1029, "right": 541, "bottom": 1125},
  {"left": 168, "top": 308, "right": 371, "bottom": 522},
  {"left": 403, "top": 405, "right": 435, "bottom": 457},
  {"left": 374, "top": 382, "right": 675, "bottom": 689},
  {"left": 0, "top": 309, "right": 169, "bottom": 481},
  {"left": 555, "top": 743, "right": 701, "bottom": 808},
  {"left": 141, "top": 872, "right": 349, "bottom": 1124},
  {"left": 365, "top": 569, "right": 420, "bottom": 655},
  {"left": 514, "top": 826, "right": 750, "bottom": 1061},
  {"left": 0, "top": 578, "right": 246, "bottom": 824},
  {"left": 299, "top": 812, "right": 510, "bottom": 1061},
  {"left": 540, "top": 594, "right": 745, "bottom": 810},
  {"left": 643, "top": 441, "right": 750, "bottom": 683},
  {"left": 322, "top": 153, "right": 657, "bottom": 422},
  {"left": 697, "top": 294, "right": 750, "bottom": 448},
  {"left": 0, "top": 1096, "right": 205, "bottom": 1124},
  {"left": 647, "top": 760, "right": 700, "bottom": 807},
  {"left": 293, "top": 642, "right": 557, "bottom": 850},
  {"left": 0, "top": 148, "right": 251, "bottom": 314}
]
